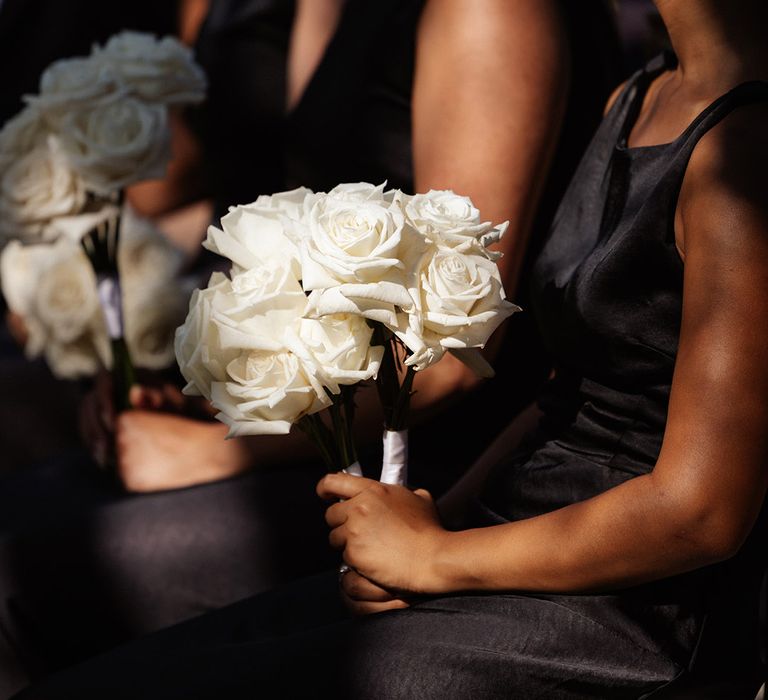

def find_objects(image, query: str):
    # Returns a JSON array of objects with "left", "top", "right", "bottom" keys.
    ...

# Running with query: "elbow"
[
  {"left": 671, "top": 503, "right": 754, "bottom": 565},
  {"left": 649, "top": 467, "right": 763, "bottom": 566},
  {"left": 689, "top": 526, "right": 746, "bottom": 564}
]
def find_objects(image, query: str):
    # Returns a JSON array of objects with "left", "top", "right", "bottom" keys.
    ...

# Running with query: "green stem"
[
  {"left": 110, "top": 336, "right": 135, "bottom": 413},
  {"left": 340, "top": 385, "right": 358, "bottom": 465},
  {"left": 298, "top": 413, "right": 338, "bottom": 472},
  {"left": 330, "top": 398, "right": 353, "bottom": 470},
  {"left": 373, "top": 324, "right": 400, "bottom": 429},
  {"left": 390, "top": 364, "right": 416, "bottom": 431}
]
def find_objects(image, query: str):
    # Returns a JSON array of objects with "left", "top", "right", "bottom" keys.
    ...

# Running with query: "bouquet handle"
[{"left": 380, "top": 429, "right": 408, "bottom": 486}]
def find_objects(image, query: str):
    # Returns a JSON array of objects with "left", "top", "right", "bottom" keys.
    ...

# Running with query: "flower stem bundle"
[{"left": 80, "top": 193, "right": 136, "bottom": 411}]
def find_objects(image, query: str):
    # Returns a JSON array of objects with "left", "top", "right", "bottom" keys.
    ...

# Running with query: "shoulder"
[
  {"left": 686, "top": 97, "right": 768, "bottom": 190},
  {"left": 681, "top": 99, "right": 768, "bottom": 230},
  {"left": 680, "top": 97, "right": 768, "bottom": 254}
]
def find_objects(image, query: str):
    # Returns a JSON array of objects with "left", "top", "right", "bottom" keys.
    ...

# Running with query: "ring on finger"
[{"left": 338, "top": 563, "right": 352, "bottom": 582}]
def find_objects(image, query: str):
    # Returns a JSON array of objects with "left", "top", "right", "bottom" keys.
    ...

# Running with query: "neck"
[{"left": 654, "top": 0, "right": 768, "bottom": 93}]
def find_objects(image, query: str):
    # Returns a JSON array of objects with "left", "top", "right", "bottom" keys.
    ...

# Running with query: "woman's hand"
[
  {"left": 79, "top": 373, "right": 203, "bottom": 467},
  {"left": 78, "top": 369, "right": 239, "bottom": 488},
  {"left": 317, "top": 473, "right": 448, "bottom": 595},
  {"left": 115, "top": 411, "right": 250, "bottom": 492},
  {"left": 338, "top": 568, "right": 411, "bottom": 616}
]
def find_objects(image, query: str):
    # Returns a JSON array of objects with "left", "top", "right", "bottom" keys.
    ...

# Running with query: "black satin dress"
[
  {"left": 0, "top": 0, "right": 621, "bottom": 695},
  {"left": 13, "top": 52, "right": 767, "bottom": 700}
]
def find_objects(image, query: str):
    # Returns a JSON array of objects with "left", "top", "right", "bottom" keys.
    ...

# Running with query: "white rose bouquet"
[
  {"left": 176, "top": 183, "right": 519, "bottom": 481},
  {"left": 0, "top": 204, "right": 194, "bottom": 381},
  {"left": 0, "top": 30, "right": 207, "bottom": 410}
]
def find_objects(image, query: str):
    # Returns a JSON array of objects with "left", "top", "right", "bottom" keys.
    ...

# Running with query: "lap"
[
  {"left": 14, "top": 575, "right": 681, "bottom": 700},
  {"left": 0, "top": 458, "right": 336, "bottom": 692}
]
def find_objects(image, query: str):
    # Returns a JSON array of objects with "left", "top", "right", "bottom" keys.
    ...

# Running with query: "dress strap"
[
  {"left": 676, "top": 80, "right": 768, "bottom": 152},
  {"left": 613, "top": 50, "right": 676, "bottom": 148},
  {"left": 657, "top": 80, "right": 768, "bottom": 244}
]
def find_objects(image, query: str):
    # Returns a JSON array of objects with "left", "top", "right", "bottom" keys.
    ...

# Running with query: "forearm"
[{"left": 425, "top": 471, "right": 735, "bottom": 595}]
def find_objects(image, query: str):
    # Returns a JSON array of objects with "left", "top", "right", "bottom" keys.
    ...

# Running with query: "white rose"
[
  {"left": 0, "top": 135, "right": 86, "bottom": 244},
  {"left": 124, "top": 279, "right": 192, "bottom": 370},
  {"left": 394, "top": 246, "right": 520, "bottom": 371},
  {"left": 118, "top": 203, "right": 185, "bottom": 281},
  {"left": 401, "top": 189, "right": 507, "bottom": 259},
  {"left": 95, "top": 31, "right": 207, "bottom": 105},
  {"left": 299, "top": 189, "right": 427, "bottom": 291},
  {"left": 32, "top": 56, "right": 121, "bottom": 110},
  {"left": 175, "top": 259, "right": 308, "bottom": 399},
  {"left": 33, "top": 240, "right": 101, "bottom": 344},
  {"left": 1, "top": 241, "right": 50, "bottom": 319},
  {"left": 204, "top": 187, "right": 312, "bottom": 277},
  {"left": 289, "top": 312, "right": 383, "bottom": 394},
  {"left": 175, "top": 272, "right": 239, "bottom": 398},
  {"left": 325, "top": 181, "right": 394, "bottom": 204},
  {"left": 175, "top": 267, "right": 332, "bottom": 437},
  {"left": 53, "top": 92, "right": 171, "bottom": 194},
  {"left": 0, "top": 105, "right": 48, "bottom": 171},
  {"left": 212, "top": 348, "right": 331, "bottom": 437},
  {"left": 93, "top": 31, "right": 206, "bottom": 104},
  {"left": 44, "top": 333, "right": 111, "bottom": 380},
  {"left": 246, "top": 186, "right": 315, "bottom": 220},
  {"left": 0, "top": 238, "right": 110, "bottom": 379}
]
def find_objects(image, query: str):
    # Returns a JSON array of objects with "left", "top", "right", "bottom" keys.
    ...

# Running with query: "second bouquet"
[{"left": 175, "top": 182, "right": 519, "bottom": 483}]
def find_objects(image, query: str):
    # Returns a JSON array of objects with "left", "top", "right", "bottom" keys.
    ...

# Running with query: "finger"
[
  {"left": 328, "top": 524, "right": 347, "bottom": 551},
  {"left": 341, "top": 591, "right": 410, "bottom": 616},
  {"left": 316, "top": 472, "right": 379, "bottom": 501},
  {"left": 324, "top": 501, "right": 348, "bottom": 528},
  {"left": 413, "top": 488, "right": 434, "bottom": 502},
  {"left": 341, "top": 571, "right": 398, "bottom": 603}
]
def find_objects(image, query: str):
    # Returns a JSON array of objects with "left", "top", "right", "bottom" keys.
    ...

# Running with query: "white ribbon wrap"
[
  {"left": 380, "top": 429, "right": 408, "bottom": 486},
  {"left": 96, "top": 274, "right": 124, "bottom": 339}
]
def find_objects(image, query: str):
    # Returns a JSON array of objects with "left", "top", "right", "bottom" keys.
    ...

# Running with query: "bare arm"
[
  {"left": 407, "top": 0, "right": 570, "bottom": 414},
  {"left": 125, "top": 1, "right": 210, "bottom": 219},
  {"left": 319, "top": 104, "right": 768, "bottom": 596}
]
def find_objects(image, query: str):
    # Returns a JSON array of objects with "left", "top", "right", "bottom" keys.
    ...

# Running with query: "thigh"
[
  {"left": 340, "top": 594, "right": 681, "bottom": 700},
  {"left": 1, "top": 461, "right": 337, "bottom": 686},
  {"left": 13, "top": 571, "right": 352, "bottom": 700},
  {"left": 16, "top": 587, "right": 682, "bottom": 700}
]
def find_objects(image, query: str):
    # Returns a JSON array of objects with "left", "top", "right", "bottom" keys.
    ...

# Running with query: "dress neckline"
[
  {"left": 615, "top": 51, "right": 678, "bottom": 154},
  {"left": 616, "top": 51, "right": 768, "bottom": 156}
]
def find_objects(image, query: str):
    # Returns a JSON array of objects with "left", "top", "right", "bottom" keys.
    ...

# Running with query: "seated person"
[{"left": 9, "top": 0, "right": 768, "bottom": 697}]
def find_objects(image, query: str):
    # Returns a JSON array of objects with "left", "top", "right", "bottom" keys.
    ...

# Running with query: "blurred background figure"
[{"left": 0, "top": 0, "right": 205, "bottom": 474}]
